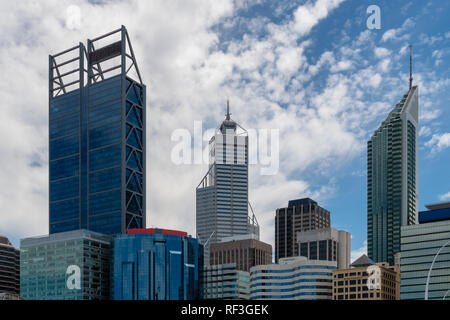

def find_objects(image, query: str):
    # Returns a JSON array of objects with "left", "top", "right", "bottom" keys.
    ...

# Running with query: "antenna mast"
[{"left": 409, "top": 45, "right": 413, "bottom": 90}]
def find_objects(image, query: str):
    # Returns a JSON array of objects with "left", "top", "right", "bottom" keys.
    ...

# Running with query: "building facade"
[
  {"left": 49, "top": 26, "right": 145, "bottom": 235},
  {"left": 196, "top": 103, "right": 259, "bottom": 265},
  {"left": 111, "top": 228, "right": 203, "bottom": 300},
  {"left": 400, "top": 204, "right": 450, "bottom": 300},
  {"left": 210, "top": 234, "right": 272, "bottom": 272},
  {"left": 332, "top": 254, "right": 400, "bottom": 300},
  {"left": 20, "top": 230, "right": 111, "bottom": 300},
  {"left": 275, "top": 198, "right": 330, "bottom": 262},
  {"left": 367, "top": 86, "right": 418, "bottom": 265},
  {"left": 250, "top": 256, "right": 336, "bottom": 300},
  {"left": 297, "top": 227, "right": 351, "bottom": 269},
  {"left": 0, "top": 236, "right": 20, "bottom": 295},
  {"left": 202, "top": 263, "right": 250, "bottom": 300}
]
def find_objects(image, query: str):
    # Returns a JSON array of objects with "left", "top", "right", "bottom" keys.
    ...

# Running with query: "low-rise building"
[
  {"left": 0, "top": 236, "right": 20, "bottom": 296},
  {"left": 20, "top": 230, "right": 111, "bottom": 300},
  {"left": 332, "top": 254, "right": 399, "bottom": 300},
  {"left": 400, "top": 201, "right": 450, "bottom": 300},
  {"left": 297, "top": 227, "right": 351, "bottom": 269},
  {"left": 202, "top": 263, "right": 250, "bottom": 300},
  {"left": 250, "top": 256, "right": 336, "bottom": 300},
  {"left": 210, "top": 234, "right": 272, "bottom": 272}
]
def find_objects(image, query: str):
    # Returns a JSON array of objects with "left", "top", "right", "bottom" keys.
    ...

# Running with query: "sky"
[{"left": 0, "top": 0, "right": 449, "bottom": 262}]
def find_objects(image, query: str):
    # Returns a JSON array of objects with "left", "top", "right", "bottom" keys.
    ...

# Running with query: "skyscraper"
[
  {"left": 49, "top": 26, "right": 145, "bottom": 235},
  {"left": 196, "top": 102, "right": 259, "bottom": 266},
  {"left": 367, "top": 78, "right": 418, "bottom": 265},
  {"left": 275, "top": 198, "right": 331, "bottom": 262}
]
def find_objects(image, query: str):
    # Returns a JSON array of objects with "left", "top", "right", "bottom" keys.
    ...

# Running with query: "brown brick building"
[
  {"left": 210, "top": 235, "right": 272, "bottom": 272},
  {"left": 332, "top": 254, "right": 400, "bottom": 300}
]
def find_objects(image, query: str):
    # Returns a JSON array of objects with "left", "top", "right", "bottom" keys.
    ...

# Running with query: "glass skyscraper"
[
  {"left": 367, "top": 85, "right": 418, "bottom": 266},
  {"left": 111, "top": 228, "right": 203, "bottom": 300},
  {"left": 49, "top": 26, "right": 145, "bottom": 235},
  {"left": 196, "top": 103, "right": 259, "bottom": 266}
]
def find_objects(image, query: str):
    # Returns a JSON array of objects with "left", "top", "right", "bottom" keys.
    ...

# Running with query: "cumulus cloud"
[
  {"left": 425, "top": 133, "right": 450, "bottom": 154},
  {"left": 293, "top": 0, "right": 345, "bottom": 36},
  {"left": 381, "top": 18, "right": 414, "bottom": 42},
  {"left": 439, "top": 192, "right": 450, "bottom": 201}
]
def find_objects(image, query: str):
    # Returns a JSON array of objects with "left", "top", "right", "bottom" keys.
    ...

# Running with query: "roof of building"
[
  {"left": 287, "top": 198, "right": 317, "bottom": 208},
  {"left": 425, "top": 201, "right": 450, "bottom": 210},
  {"left": 0, "top": 236, "right": 13, "bottom": 246},
  {"left": 350, "top": 254, "right": 376, "bottom": 267},
  {"left": 127, "top": 228, "right": 188, "bottom": 237}
]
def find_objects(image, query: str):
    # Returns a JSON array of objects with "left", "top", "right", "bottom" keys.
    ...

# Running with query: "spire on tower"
[
  {"left": 409, "top": 45, "right": 413, "bottom": 91},
  {"left": 226, "top": 100, "right": 231, "bottom": 120}
]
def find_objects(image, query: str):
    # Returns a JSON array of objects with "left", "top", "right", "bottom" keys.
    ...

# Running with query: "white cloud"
[
  {"left": 425, "top": 133, "right": 450, "bottom": 153},
  {"left": 351, "top": 240, "right": 367, "bottom": 263},
  {"left": 439, "top": 192, "right": 450, "bottom": 201},
  {"left": 330, "top": 60, "right": 352, "bottom": 73},
  {"left": 419, "top": 126, "right": 431, "bottom": 137},
  {"left": 432, "top": 49, "right": 444, "bottom": 66},
  {"left": 293, "top": 0, "right": 345, "bottom": 37},
  {"left": 374, "top": 47, "right": 390, "bottom": 59},
  {"left": 381, "top": 18, "right": 414, "bottom": 42}
]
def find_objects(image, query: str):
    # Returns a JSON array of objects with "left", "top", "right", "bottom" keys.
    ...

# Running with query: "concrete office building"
[
  {"left": 0, "top": 236, "right": 20, "bottom": 295},
  {"left": 297, "top": 227, "right": 351, "bottom": 269},
  {"left": 210, "top": 234, "right": 272, "bottom": 272},
  {"left": 250, "top": 256, "right": 336, "bottom": 300},
  {"left": 275, "top": 198, "right": 331, "bottom": 262},
  {"left": 332, "top": 254, "right": 400, "bottom": 300},
  {"left": 367, "top": 71, "right": 419, "bottom": 265},
  {"left": 196, "top": 103, "right": 259, "bottom": 266},
  {"left": 400, "top": 202, "right": 450, "bottom": 300},
  {"left": 111, "top": 228, "right": 203, "bottom": 300},
  {"left": 20, "top": 230, "right": 111, "bottom": 300},
  {"left": 49, "top": 26, "right": 146, "bottom": 235},
  {"left": 202, "top": 263, "right": 250, "bottom": 300}
]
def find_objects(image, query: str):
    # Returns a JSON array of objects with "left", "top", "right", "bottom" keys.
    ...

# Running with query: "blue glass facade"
[
  {"left": 419, "top": 207, "right": 450, "bottom": 224},
  {"left": 49, "top": 26, "right": 145, "bottom": 235},
  {"left": 111, "top": 229, "right": 203, "bottom": 300}
]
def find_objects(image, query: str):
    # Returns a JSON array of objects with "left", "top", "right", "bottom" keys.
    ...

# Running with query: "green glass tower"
[{"left": 367, "top": 83, "right": 418, "bottom": 266}]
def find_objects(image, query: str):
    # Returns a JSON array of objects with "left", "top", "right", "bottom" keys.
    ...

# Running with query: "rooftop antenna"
[
  {"left": 226, "top": 99, "right": 231, "bottom": 120},
  {"left": 409, "top": 44, "right": 413, "bottom": 91}
]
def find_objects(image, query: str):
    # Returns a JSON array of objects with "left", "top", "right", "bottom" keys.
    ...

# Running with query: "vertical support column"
[
  {"left": 48, "top": 55, "right": 53, "bottom": 233},
  {"left": 79, "top": 42, "right": 88, "bottom": 230},
  {"left": 120, "top": 25, "right": 127, "bottom": 233}
]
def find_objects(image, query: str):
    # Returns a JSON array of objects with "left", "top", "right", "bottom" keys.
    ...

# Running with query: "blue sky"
[{"left": 0, "top": 0, "right": 449, "bottom": 261}]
